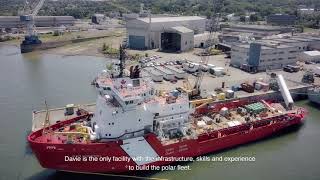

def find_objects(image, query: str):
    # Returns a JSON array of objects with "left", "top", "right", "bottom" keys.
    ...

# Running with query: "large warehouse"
[
  {"left": 126, "top": 16, "right": 206, "bottom": 52},
  {"left": 230, "top": 35, "right": 320, "bottom": 72},
  {"left": 0, "top": 16, "right": 76, "bottom": 29}
]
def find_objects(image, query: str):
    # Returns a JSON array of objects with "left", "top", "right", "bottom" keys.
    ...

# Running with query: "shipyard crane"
[
  {"left": 187, "top": 0, "right": 224, "bottom": 100},
  {"left": 178, "top": 0, "right": 223, "bottom": 100},
  {"left": 20, "top": 0, "right": 46, "bottom": 53}
]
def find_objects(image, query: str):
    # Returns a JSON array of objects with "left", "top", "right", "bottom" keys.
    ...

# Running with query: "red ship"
[{"left": 28, "top": 60, "right": 307, "bottom": 173}]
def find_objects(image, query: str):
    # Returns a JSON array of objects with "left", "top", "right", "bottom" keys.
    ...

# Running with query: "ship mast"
[
  {"left": 118, "top": 44, "right": 126, "bottom": 78},
  {"left": 42, "top": 100, "right": 51, "bottom": 135}
]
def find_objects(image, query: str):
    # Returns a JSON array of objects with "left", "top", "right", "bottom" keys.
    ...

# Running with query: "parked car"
[
  {"left": 170, "top": 79, "right": 177, "bottom": 83},
  {"left": 139, "top": 59, "right": 145, "bottom": 63},
  {"left": 283, "top": 67, "right": 293, "bottom": 73}
]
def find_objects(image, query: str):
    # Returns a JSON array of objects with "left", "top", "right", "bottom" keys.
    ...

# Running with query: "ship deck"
[
  {"left": 31, "top": 100, "right": 302, "bottom": 146},
  {"left": 160, "top": 102, "right": 301, "bottom": 146},
  {"left": 193, "top": 103, "right": 285, "bottom": 134},
  {"left": 32, "top": 103, "right": 96, "bottom": 132}
]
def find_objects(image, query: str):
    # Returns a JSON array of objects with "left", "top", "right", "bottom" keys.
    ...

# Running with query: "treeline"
[
  {"left": 0, "top": 0, "right": 319, "bottom": 27},
  {"left": 0, "top": 0, "right": 24, "bottom": 16},
  {"left": 0, "top": 0, "right": 129, "bottom": 18}
]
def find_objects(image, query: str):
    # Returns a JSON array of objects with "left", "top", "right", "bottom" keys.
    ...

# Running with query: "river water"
[{"left": 0, "top": 44, "right": 320, "bottom": 180}]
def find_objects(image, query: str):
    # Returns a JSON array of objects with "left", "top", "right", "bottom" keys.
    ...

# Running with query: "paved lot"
[{"left": 130, "top": 49, "right": 320, "bottom": 97}]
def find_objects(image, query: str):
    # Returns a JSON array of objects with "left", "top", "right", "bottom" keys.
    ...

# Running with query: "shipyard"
[{"left": 1, "top": 0, "right": 320, "bottom": 180}]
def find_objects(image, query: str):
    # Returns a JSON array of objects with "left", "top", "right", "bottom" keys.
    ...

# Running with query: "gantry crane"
[{"left": 20, "top": 0, "right": 46, "bottom": 53}]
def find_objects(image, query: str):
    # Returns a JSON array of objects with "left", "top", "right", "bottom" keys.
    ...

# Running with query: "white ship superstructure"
[{"left": 91, "top": 64, "right": 193, "bottom": 141}]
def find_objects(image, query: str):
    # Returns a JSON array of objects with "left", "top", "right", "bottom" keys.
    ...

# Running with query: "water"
[{"left": 0, "top": 44, "right": 320, "bottom": 180}]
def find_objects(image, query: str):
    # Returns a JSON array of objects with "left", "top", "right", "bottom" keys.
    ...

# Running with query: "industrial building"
[
  {"left": 91, "top": 14, "right": 105, "bottom": 24},
  {"left": 298, "top": 8, "right": 316, "bottom": 15},
  {"left": 230, "top": 35, "right": 320, "bottom": 72},
  {"left": 0, "top": 16, "right": 76, "bottom": 29},
  {"left": 222, "top": 25, "right": 293, "bottom": 39},
  {"left": 267, "top": 14, "right": 296, "bottom": 26},
  {"left": 126, "top": 16, "right": 206, "bottom": 52},
  {"left": 300, "top": 51, "right": 320, "bottom": 63}
]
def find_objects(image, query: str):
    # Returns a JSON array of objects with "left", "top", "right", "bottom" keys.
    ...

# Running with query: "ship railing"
[{"left": 100, "top": 128, "right": 147, "bottom": 141}]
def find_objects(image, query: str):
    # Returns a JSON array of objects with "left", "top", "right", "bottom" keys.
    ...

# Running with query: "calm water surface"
[{"left": 0, "top": 44, "right": 320, "bottom": 180}]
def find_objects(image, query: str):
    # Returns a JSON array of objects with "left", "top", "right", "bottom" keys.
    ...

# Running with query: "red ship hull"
[{"left": 28, "top": 111, "right": 306, "bottom": 173}]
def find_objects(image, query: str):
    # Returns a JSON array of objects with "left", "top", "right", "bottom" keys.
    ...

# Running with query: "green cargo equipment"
[{"left": 245, "top": 102, "right": 266, "bottom": 114}]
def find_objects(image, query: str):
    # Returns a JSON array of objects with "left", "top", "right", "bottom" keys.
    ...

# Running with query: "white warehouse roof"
[
  {"left": 303, "top": 51, "right": 320, "bottom": 57},
  {"left": 137, "top": 16, "right": 205, "bottom": 23},
  {"left": 170, "top": 26, "right": 193, "bottom": 33}
]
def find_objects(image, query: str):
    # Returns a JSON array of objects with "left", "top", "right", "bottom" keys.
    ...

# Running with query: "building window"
[{"left": 185, "top": 41, "right": 187, "bottom": 45}]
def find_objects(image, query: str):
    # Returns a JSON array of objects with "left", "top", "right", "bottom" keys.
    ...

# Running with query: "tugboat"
[{"left": 28, "top": 46, "right": 307, "bottom": 173}]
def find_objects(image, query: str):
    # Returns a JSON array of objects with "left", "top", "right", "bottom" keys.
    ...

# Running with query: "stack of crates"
[{"left": 245, "top": 102, "right": 266, "bottom": 114}]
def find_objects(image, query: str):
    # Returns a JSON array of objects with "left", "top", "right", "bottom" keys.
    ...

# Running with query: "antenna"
[{"left": 42, "top": 100, "right": 51, "bottom": 135}]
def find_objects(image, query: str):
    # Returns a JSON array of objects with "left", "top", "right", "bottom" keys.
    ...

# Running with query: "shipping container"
[
  {"left": 226, "top": 90, "right": 234, "bottom": 99},
  {"left": 241, "top": 83, "right": 254, "bottom": 93}
]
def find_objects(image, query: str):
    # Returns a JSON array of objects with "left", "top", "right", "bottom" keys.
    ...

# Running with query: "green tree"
[
  {"left": 102, "top": 43, "right": 107, "bottom": 51},
  {"left": 240, "top": 15, "right": 246, "bottom": 22},
  {"left": 249, "top": 14, "right": 258, "bottom": 22}
]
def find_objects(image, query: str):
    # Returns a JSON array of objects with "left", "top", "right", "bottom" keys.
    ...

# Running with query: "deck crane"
[
  {"left": 179, "top": 0, "right": 224, "bottom": 100},
  {"left": 20, "top": 0, "right": 46, "bottom": 53}
]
